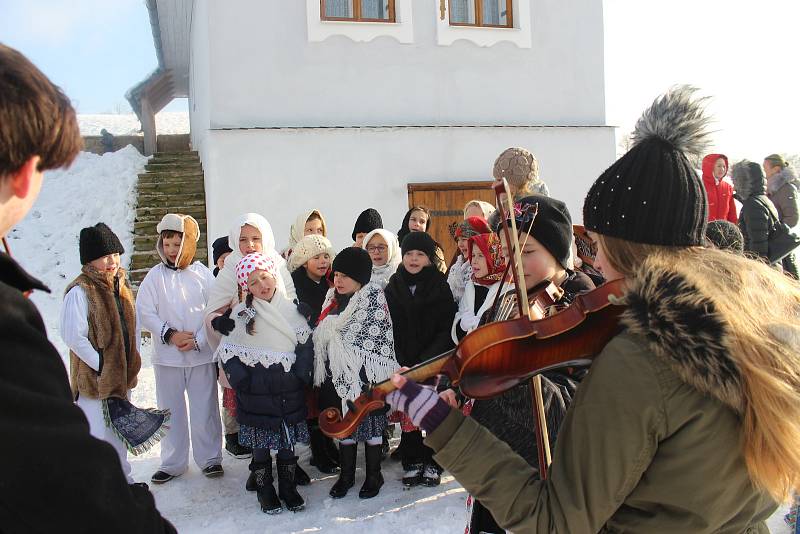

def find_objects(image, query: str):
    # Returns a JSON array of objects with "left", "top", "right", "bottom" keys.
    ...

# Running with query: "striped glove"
[{"left": 385, "top": 379, "right": 452, "bottom": 433}]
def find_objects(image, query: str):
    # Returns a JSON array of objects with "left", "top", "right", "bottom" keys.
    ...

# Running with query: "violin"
[{"left": 319, "top": 277, "right": 626, "bottom": 439}]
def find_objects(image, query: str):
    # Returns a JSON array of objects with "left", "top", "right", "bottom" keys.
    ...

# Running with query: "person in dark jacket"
[
  {"left": 287, "top": 234, "right": 340, "bottom": 475},
  {"left": 732, "top": 160, "right": 781, "bottom": 264},
  {"left": 217, "top": 252, "right": 314, "bottom": 514},
  {"left": 465, "top": 194, "right": 595, "bottom": 534},
  {"left": 764, "top": 154, "right": 800, "bottom": 278},
  {"left": 0, "top": 43, "right": 175, "bottom": 533},
  {"left": 212, "top": 235, "right": 233, "bottom": 277},
  {"left": 384, "top": 231, "right": 457, "bottom": 486},
  {"left": 313, "top": 248, "right": 399, "bottom": 499}
]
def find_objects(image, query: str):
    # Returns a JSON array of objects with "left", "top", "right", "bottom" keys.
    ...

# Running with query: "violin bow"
[{"left": 493, "top": 179, "right": 553, "bottom": 478}]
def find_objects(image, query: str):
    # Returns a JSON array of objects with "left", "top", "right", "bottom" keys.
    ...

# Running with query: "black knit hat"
[
  {"left": 583, "top": 86, "right": 712, "bottom": 246},
  {"left": 401, "top": 231, "right": 437, "bottom": 261},
  {"left": 212, "top": 235, "right": 233, "bottom": 265},
  {"left": 79, "top": 222, "right": 124, "bottom": 265},
  {"left": 705, "top": 220, "right": 744, "bottom": 253},
  {"left": 332, "top": 247, "right": 372, "bottom": 286},
  {"left": 352, "top": 208, "right": 383, "bottom": 241},
  {"left": 505, "top": 195, "right": 573, "bottom": 269}
]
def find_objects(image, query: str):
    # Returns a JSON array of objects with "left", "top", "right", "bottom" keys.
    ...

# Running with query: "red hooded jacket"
[{"left": 701, "top": 154, "right": 738, "bottom": 223}]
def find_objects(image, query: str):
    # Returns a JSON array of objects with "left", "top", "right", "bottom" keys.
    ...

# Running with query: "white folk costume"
[
  {"left": 361, "top": 228, "right": 401, "bottom": 290},
  {"left": 135, "top": 214, "right": 222, "bottom": 476}
]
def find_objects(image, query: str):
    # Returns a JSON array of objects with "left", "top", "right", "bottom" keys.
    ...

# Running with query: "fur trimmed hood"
[
  {"left": 767, "top": 166, "right": 800, "bottom": 195},
  {"left": 156, "top": 213, "right": 200, "bottom": 270},
  {"left": 619, "top": 262, "right": 744, "bottom": 414}
]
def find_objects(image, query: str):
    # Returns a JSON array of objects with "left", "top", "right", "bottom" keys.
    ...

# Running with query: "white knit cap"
[{"left": 288, "top": 234, "right": 334, "bottom": 273}]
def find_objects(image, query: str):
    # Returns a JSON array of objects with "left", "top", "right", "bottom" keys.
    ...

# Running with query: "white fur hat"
[{"left": 288, "top": 234, "right": 335, "bottom": 273}]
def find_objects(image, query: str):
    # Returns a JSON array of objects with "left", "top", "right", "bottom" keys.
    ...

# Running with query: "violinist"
[
  {"left": 385, "top": 86, "right": 800, "bottom": 533},
  {"left": 453, "top": 194, "right": 595, "bottom": 534}
]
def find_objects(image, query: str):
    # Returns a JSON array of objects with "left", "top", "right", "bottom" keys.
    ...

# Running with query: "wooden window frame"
[
  {"left": 448, "top": 0, "right": 513, "bottom": 28},
  {"left": 320, "top": 0, "right": 396, "bottom": 23}
]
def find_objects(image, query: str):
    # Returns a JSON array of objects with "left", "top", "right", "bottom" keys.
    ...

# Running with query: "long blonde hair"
[{"left": 598, "top": 233, "right": 800, "bottom": 501}]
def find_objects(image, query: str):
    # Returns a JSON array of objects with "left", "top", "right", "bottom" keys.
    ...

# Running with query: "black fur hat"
[
  {"left": 583, "top": 86, "right": 713, "bottom": 246},
  {"left": 79, "top": 222, "right": 124, "bottom": 265},
  {"left": 705, "top": 220, "right": 744, "bottom": 253},
  {"left": 332, "top": 247, "right": 372, "bottom": 286}
]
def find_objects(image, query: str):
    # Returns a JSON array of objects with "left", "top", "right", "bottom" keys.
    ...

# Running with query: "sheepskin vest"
[{"left": 65, "top": 266, "right": 140, "bottom": 400}]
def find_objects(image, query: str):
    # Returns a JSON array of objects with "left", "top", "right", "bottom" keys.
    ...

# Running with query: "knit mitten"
[{"left": 385, "top": 380, "right": 451, "bottom": 433}]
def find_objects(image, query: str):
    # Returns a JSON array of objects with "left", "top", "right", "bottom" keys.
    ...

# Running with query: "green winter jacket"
[{"left": 426, "top": 264, "right": 778, "bottom": 533}]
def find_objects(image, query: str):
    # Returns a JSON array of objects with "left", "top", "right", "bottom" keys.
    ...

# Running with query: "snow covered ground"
[
  {"left": 14, "top": 146, "right": 793, "bottom": 532},
  {"left": 78, "top": 111, "right": 190, "bottom": 136}
]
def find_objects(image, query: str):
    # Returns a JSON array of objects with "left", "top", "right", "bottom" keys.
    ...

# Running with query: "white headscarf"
[
  {"left": 361, "top": 228, "right": 401, "bottom": 289},
  {"left": 206, "top": 213, "right": 296, "bottom": 349},
  {"left": 288, "top": 209, "right": 327, "bottom": 251}
]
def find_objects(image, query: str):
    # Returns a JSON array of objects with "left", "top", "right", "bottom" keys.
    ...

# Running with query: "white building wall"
[
  {"left": 202, "top": 126, "right": 616, "bottom": 254},
  {"left": 204, "top": 0, "right": 607, "bottom": 128},
  {"left": 188, "top": 0, "right": 211, "bottom": 159}
]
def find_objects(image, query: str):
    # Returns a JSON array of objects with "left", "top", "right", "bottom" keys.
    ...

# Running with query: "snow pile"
[
  {"left": 11, "top": 145, "right": 147, "bottom": 358},
  {"left": 78, "top": 111, "right": 190, "bottom": 136}
]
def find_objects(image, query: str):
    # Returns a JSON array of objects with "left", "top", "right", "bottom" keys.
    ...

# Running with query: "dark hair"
[
  {"left": 244, "top": 292, "right": 256, "bottom": 335},
  {"left": 0, "top": 44, "right": 82, "bottom": 177},
  {"left": 160, "top": 229, "right": 183, "bottom": 240}
]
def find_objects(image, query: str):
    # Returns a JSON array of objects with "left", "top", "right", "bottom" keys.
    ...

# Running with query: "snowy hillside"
[
  {"left": 78, "top": 111, "right": 189, "bottom": 136},
  {"left": 13, "top": 146, "right": 793, "bottom": 532}
]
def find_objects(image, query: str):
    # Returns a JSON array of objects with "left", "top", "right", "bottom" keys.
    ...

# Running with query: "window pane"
[
  {"left": 450, "top": 0, "right": 475, "bottom": 24},
  {"left": 482, "top": 0, "right": 509, "bottom": 26},
  {"left": 325, "top": 0, "right": 353, "bottom": 18},
  {"left": 361, "top": 0, "right": 391, "bottom": 20}
]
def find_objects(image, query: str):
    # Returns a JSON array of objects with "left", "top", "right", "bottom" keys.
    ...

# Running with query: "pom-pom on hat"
[
  {"left": 288, "top": 234, "right": 335, "bottom": 273},
  {"left": 79, "top": 222, "right": 124, "bottom": 265},
  {"left": 331, "top": 247, "right": 372, "bottom": 287},
  {"left": 236, "top": 252, "right": 277, "bottom": 289},
  {"left": 583, "top": 85, "right": 713, "bottom": 246}
]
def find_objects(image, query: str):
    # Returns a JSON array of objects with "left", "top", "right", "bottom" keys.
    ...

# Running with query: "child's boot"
[
  {"left": 329, "top": 443, "right": 357, "bottom": 498},
  {"left": 359, "top": 443, "right": 384, "bottom": 499},
  {"left": 277, "top": 456, "right": 306, "bottom": 512},
  {"left": 252, "top": 459, "right": 281, "bottom": 514}
]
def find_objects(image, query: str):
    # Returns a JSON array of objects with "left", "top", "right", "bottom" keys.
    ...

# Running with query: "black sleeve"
[
  {"left": 291, "top": 338, "right": 314, "bottom": 385},
  {"left": 222, "top": 356, "right": 252, "bottom": 392},
  {"left": 0, "top": 289, "right": 175, "bottom": 534},
  {"left": 741, "top": 200, "right": 771, "bottom": 259},
  {"left": 419, "top": 285, "right": 458, "bottom": 362}
]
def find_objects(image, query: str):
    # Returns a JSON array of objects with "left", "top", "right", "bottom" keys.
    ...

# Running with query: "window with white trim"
[
  {"left": 449, "top": 0, "right": 513, "bottom": 28},
  {"left": 307, "top": 0, "right": 413, "bottom": 43},
  {"left": 322, "top": 0, "right": 396, "bottom": 22}
]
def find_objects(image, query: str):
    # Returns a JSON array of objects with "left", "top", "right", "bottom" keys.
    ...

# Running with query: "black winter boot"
[
  {"left": 329, "top": 443, "right": 357, "bottom": 498},
  {"left": 294, "top": 463, "right": 311, "bottom": 486},
  {"left": 359, "top": 443, "right": 384, "bottom": 499},
  {"left": 246, "top": 459, "right": 257, "bottom": 491},
  {"left": 309, "top": 422, "right": 340, "bottom": 474},
  {"left": 225, "top": 433, "right": 252, "bottom": 459},
  {"left": 400, "top": 430, "right": 425, "bottom": 487},
  {"left": 252, "top": 460, "right": 281, "bottom": 514},
  {"left": 324, "top": 434, "right": 340, "bottom": 466},
  {"left": 277, "top": 457, "right": 306, "bottom": 512}
]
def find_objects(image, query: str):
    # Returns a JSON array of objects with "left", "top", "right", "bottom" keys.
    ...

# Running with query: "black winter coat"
[
  {"left": 0, "top": 253, "right": 175, "bottom": 534},
  {"left": 739, "top": 195, "right": 778, "bottom": 261},
  {"left": 384, "top": 265, "right": 457, "bottom": 368},
  {"left": 223, "top": 339, "right": 314, "bottom": 431},
  {"left": 291, "top": 268, "right": 330, "bottom": 326}
]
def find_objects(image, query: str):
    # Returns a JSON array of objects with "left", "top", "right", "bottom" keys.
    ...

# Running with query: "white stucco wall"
[
  {"left": 201, "top": 126, "right": 616, "bottom": 256},
  {"left": 203, "top": 0, "right": 607, "bottom": 128},
  {"left": 188, "top": 0, "right": 211, "bottom": 159}
]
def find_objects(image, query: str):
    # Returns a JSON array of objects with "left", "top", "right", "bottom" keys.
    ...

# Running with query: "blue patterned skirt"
[
  {"left": 239, "top": 421, "right": 310, "bottom": 451},
  {"left": 346, "top": 413, "right": 387, "bottom": 442}
]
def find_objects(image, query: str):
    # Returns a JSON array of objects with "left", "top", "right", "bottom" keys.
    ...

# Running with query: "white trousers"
[
  {"left": 155, "top": 363, "right": 223, "bottom": 475},
  {"left": 76, "top": 394, "right": 133, "bottom": 483}
]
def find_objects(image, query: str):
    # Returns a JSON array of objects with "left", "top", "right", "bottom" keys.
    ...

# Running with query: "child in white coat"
[{"left": 135, "top": 213, "right": 223, "bottom": 484}]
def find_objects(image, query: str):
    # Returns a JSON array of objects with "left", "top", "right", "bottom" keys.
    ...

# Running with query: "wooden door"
[{"left": 407, "top": 181, "right": 495, "bottom": 265}]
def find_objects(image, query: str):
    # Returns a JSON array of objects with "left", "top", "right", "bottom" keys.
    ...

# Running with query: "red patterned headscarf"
[
  {"left": 454, "top": 216, "right": 491, "bottom": 240},
  {"left": 467, "top": 233, "right": 506, "bottom": 286}
]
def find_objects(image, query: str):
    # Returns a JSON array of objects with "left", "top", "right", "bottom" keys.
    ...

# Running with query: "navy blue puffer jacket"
[{"left": 222, "top": 338, "right": 314, "bottom": 431}]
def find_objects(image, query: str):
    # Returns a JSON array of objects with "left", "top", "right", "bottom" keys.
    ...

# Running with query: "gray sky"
[{"left": 604, "top": 0, "right": 800, "bottom": 161}]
